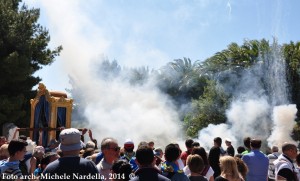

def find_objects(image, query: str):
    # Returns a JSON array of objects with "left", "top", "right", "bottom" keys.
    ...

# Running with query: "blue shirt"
[{"left": 242, "top": 150, "right": 269, "bottom": 181}]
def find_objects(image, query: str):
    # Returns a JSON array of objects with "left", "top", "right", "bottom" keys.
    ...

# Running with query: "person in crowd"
[
  {"left": 130, "top": 145, "right": 170, "bottom": 181},
  {"left": 161, "top": 143, "right": 189, "bottom": 181},
  {"left": 192, "top": 142, "right": 200, "bottom": 148},
  {"left": 121, "top": 139, "right": 136, "bottom": 162},
  {"left": 81, "top": 129, "right": 98, "bottom": 150},
  {"left": 296, "top": 153, "right": 300, "bottom": 180},
  {"left": 173, "top": 143, "right": 184, "bottom": 170},
  {"left": 235, "top": 146, "right": 246, "bottom": 158},
  {"left": 111, "top": 159, "right": 132, "bottom": 181},
  {"left": 215, "top": 156, "right": 244, "bottom": 181},
  {"left": 96, "top": 137, "right": 120, "bottom": 180},
  {"left": 148, "top": 141, "right": 155, "bottom": 150},
  {"left": 187, "top": 154, "right": 208, "bottom": 181},
  {"left": 46, "top": 139, "right": 59, "bottom": 153},
  {"left": 0, "top": 136, "right": 7, "bottom": 147},
  {"left": 241, "top": 137, "right": 251, "bottom": 155},
  {"left": 267, "top": 145, "right": 280, "bottom": 181},
  {"left": 296, "top": 152, "right": 300, "bottom": 168},
  {"left": 274, "top": 142, "right": 298, "bottom": 181},
  {"left": 154, "top": 148, "right": 164, "bottom": 168},
  {"left": 0, "top": 139, "right": 28, "bottom": 180},
  {"left": 34, "top": 152, "right": 59, "bottom": 177},
  {"left": 87, "top": 129, "right": 98, "bottom": 150},
  {"left": 183, "top": 147, "right": 214, "bottom": 181},
  {"left": 129, "top": 141, "right": 150, "bottom": 172},
  {"left": 234, "top": 156, "right": 248, "bottom": 180},
  {"left": 0, "top": 143, "right": 9, "bottom": 160},
  {"left": 82, "top": 148, "right": 95, "bottom": 158},
  {"left": 180, "top": 139, "right": 194, "bottom": 166},
  {"left": 82, "top": 140, "right": 96, "bottom": 158},
  {"left": 241, "top": 139, "right": 268, "bottom": 181},
  {"left": 85, "top": 140, "right": 96, "bottom": 149},
  {"left": 19, "top": 138, "right": 37, "bottom": 179},
  {"left": 225, "top": 138, "right": 235, "bottom": 157},
  {"left": 32, "top": 146, "right": 45, "bottom": 168},
  {"left": 41, "top": 128, "right": 99, "bottom": 181},
  {"left": 208, "top": 137, "right": 222, "bottom": 178},
  {"left": 89, "top": 149, "right": 104, "bottom": 164}
]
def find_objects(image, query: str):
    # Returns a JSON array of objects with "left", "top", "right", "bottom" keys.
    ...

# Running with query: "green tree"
[
  {"left": 184, "top": 80, "right": 229, "bottom": 137},
  {"left": 0, "top": 0, "right": 62, "bottom": 131},
  {"left": 155, "top": 58, "right": 207, "bottom": 105},
  {"left": 284, "top": 41, "right": 300, "bottom": 107}
]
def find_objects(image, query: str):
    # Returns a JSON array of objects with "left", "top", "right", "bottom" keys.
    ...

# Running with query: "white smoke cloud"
[
  {"left": 197, "top": 123, "right": 235, "bottom": 151},
  {"left": 197, "top": 42, "right": 298, "bottom": 151},
  {"left": 267, "top": 104, "right": 298, "bottom": 149},
  {"left": 197, "top": 98, "right": 271, "bottom": 150},
  {"left": 80, "top": 77, "right": 182, "bottom": 146},
  {"left": 25, "top": 0, "right": 184, "bottom": 147},
  {"left": 227, "top": 98, "right": 271, "bottom": 141}
]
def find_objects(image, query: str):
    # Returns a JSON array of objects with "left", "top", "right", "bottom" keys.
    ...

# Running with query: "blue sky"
[{"left": 24, "top": 0, "right": 300, "bottom": 92}]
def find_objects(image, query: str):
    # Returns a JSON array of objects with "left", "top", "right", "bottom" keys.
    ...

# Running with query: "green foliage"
[
  {"left": 184, "top": 80, "right": 229, "bottom": 137},
  {"left": 155, "top": 58, "right": 208, "bottom": 105},
  {"left": 292, "top": 122, "right": 300, "bottom": 141},
  {"left": 128, "top": 66, "right": 150, "bottom": 86},
  {"left": 203, "top": 39, "right": 270, "bottom": 74},
  {"left": 0, "top": 0, "right": 61, "bottom": 131}
]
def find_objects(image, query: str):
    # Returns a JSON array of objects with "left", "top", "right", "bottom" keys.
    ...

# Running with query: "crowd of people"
[{"left": 0, "top": 128, "right": 300, "bottom": 181}]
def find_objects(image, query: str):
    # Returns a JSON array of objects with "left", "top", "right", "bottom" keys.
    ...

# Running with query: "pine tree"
[{"left": 0, "top": 0, "right": 62, "bottom": 132}]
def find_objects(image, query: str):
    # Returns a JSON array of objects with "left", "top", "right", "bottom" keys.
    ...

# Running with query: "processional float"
[{"left": 11, "top": 83, "right": 73, "bottom": 147}]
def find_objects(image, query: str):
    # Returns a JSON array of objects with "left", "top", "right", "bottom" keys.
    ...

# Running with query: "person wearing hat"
[
  {"left": 225, "top": 138, "right": 235, "bottom": 157},
  {"left": 121, "top": 139, "right": 135, "bottom": 162},
  {"left": 41, "top": 128, "right": 99, "bottom": 180}
]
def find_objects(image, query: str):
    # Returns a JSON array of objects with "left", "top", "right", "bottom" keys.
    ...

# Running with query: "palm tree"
[{"left": 156, "top": 58, "right": 207, "bottom": 103}]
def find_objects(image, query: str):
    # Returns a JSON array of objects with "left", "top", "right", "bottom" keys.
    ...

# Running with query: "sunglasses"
[{"left": 109, "top": 146, "right": 120, "bottom": 152}]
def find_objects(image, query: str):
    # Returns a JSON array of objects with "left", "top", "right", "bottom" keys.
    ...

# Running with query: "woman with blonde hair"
[{"left": 215, "top": 156, "right": 244, "bottom": 181}]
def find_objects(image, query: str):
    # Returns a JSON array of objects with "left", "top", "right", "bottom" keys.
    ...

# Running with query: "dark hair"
[
  {"left": 282, "top": 143, "right": 297, "bottom": 153},
  {"left": 18, "top": 135, "right": 27, "bottom": 141},
  {"left": 112, "top": 160, "right": 132, "bottom": 181},
  {"left": 136, "top": 145, "right": 154, "bottom": 166},
  {"left": 188, "top": 155, "right": 205, "bottom": 173},
  {"left": 165, "top": 143, "right": 180, "bottom": 162},
  {"left": 250, "top": 139, "right": 262, "bottom": 149},
  {"left": 234, "top": 156, "right": 248, "bottom": 180},
  {"left": 92, "top": 139, "right": 98, "bottom": 149},
  {"left": 8, "top": 139, "right": 28, "bottom": 156},
  {"left": 243, "top": 137, "right": 251, "bottom": 149},
  {"left": 82, "top": 148, "right": 95, "bottom": 158},
  {"left": 237, "top": 146, "right": 246, "bottom": 154},
  {"left": 192, "top": 141, "right": 200, "bottom": 147},
  {"left": 41, "top": 152, "right": 57, "bottom": 166},
  {"left": 185, "top": 139, "right": 194, "bottom": 148},
  {"left": 214, "top": 137, "right": 222, "bottom": 146},
  {"left": 296, "top": 153, "right": 300, "bottom": 165},
  {"left": 192, "top": 147, "right": 209, "bottom": 165}
]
